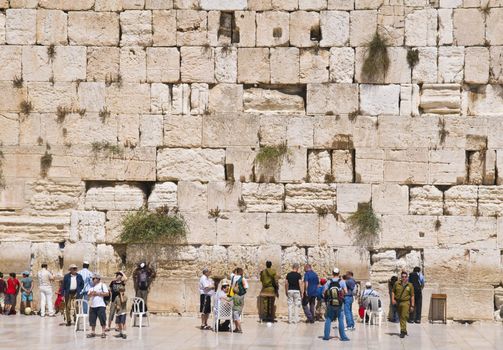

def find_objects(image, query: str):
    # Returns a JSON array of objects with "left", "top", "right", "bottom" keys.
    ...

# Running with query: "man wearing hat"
[
  {"left": 62, "top": 264, "right": 84, "bottom": 326},
  {"left": 78, "top": 261, "right": 94, "bottom": 312},
  {"left": 359, "top": 281, "right": 380, "bottom": 322},
  {"left": 322, "top": 268, "right": 350, "bottom": 341},
  {"left": 87, "top": 274, "right": 109, "bottom": 338}
]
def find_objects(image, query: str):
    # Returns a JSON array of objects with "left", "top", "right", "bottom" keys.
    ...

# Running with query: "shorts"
[
  {"left": 115, "top": 314, "right": 126, "bottom": 325},
  {"left": 89, "top": 307, "right": 107, "bottom": 327},
  {"left": 5, "top": 293, "right": 16, "bottom": 305},
  {"left": 232, "top": 310, "right": 241, "bottom": 321},
  {"left": 200, "top": 294, "right": 211, "bottom": 314},
  {"left": 21, "top": 292, "right": 33, "bottom": 302}
]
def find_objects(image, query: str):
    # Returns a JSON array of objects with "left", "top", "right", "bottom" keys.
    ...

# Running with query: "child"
[
  {"left": 54, "top": 280, "right": 65, "bottom": 317},
  {"left": 113, "top": 287, "right": 128, "bottom": 339},
  {"left": 4, "top": 273, "right": 20, "bottom": 315},
  {"left": 315, "top": 278, "right": 327, "bottom": 321},
  {"left": 107, "top": 271, "right": 127, "bottom": 332},
  {"left": 20, "top": 271, "right": 33, "bottom": 315},
  {"left": 230, "top": 286, "right": 244, "bottom": 333}
]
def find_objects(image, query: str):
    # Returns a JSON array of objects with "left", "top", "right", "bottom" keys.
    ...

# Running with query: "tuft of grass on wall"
[
  {"left": 361, "top": 32, "right": 390, "bottom": 82},
  {"left": 406, "top": 48, "right": 420, "bottom": 69},
  {"left": 255, "top": 143, "right": 289, "bottom": 169},
  {"left": 20, "top": 100, "right": 33, "bottom": 117},
  {"left": 347, "top": 202, "right": 381, "bottom": 248},
  {"left": 40, "top": 150, "right": 53, "bottom": 178},
  {"left": 91, "top": 141, "right": 124, "bottom": 159},
  {"left": 13, "top": 76, "right": 23, "bottom": 89}
]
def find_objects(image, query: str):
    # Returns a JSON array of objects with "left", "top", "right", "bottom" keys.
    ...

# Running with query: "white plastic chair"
[
  {"left": 132, "top": 297, "right": 150, "bottom": 328},
  {"left": 213, "top": 297, "right": 234, "bottom": 333},
  {"left": 74, "top": 299, "right": 89, "bottom": 332},
  {"left": 364, "top": 297, "right": 383, "bottom": 326}
]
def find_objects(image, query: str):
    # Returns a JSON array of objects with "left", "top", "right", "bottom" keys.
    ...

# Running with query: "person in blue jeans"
[
  {"left": 322, "top": 268, "right": 349, "bottom": 341},
  {"left": 343, "top": 271, "right": 356, "bottom": 330}
]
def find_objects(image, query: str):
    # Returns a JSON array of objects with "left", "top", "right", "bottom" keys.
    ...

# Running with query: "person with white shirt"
[
  {"left": 87, "top": 274, "right": 109, "bottom": 339},
  {"left": 78, "top": 261, "right": 93, "bottom": 312},
  {"left": 199, "top": 268, "right": 214, "bottom": 330},
  {"left": 62, "top": 264, "right": 84, "bottom": 326},
  {"left": 38, "top": 263, "right": 55, "bottom": 317},
  {"left": 360, "top": 281, "right": 380, "bottom": 309}
]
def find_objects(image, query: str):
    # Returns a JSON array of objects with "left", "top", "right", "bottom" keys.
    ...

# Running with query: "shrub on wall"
[
  {"left": 120, "top": 206, "right": 187, "bottom": 244},
  {"left": 361, "top": 32, "right": 390, "bottom": 82},
  {"left": 347, "top": 202, "right": 381, "bottom": 248}
]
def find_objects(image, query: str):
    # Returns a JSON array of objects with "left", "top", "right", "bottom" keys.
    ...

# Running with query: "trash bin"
[{"left": 429, "top": 294, "right": 447, "bottom": 323}]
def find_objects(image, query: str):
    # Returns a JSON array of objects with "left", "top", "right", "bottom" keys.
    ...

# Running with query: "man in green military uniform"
[
  {"left": 259, "top": 261, "right": 278, "bottom": 322},
  {"left": 392, "top": 271, "right": 415, "bottom": 338}
]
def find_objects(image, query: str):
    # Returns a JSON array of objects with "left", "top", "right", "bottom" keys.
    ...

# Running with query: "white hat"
[
  {"left": 365, "top": 281, "right": 372, "bottom": 288},
  {"left": 333, "top": 267, "right": 340, "bottom": 274},
  {"left": 83, "top": 260, "right": 89, "bottom": 265}
]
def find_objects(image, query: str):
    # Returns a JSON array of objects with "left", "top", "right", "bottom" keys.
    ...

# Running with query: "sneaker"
[
  {"left": 347, "top": 326, "right": 356, "bottom": 331},
  {"left": 322, "top": 338, "right": 330, "bottom": 341},
  {"left": 122, "top": 334, "right": 127, "bottom": 339},
  {"left": 114, "top": 334, "right": 123, "bottom": 338},
  {"left": 414, "top": 320, "right": 421, "bottom": 324},
  {"left": 341, "top": 338, "right": 350, "bottom": 341},
  {"left": 400, "top": 332, "right": 405, "bottom": 338}
]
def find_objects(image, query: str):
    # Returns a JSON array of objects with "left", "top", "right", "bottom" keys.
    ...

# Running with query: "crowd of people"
[
  {"left": 0, "top": 261, "right": 156, "bottom": 340},
  {"left": 197, "top": 261, "right": 425, "bottom": 341}
]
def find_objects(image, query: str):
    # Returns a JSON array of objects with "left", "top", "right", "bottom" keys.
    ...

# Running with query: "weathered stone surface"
[
  {"left": 200, "top": 0, "right": 247, "bottom": 10},
  {"left": 157, "top": 148, "right": 225, "bottom": 182},
  {"left": 6, "top": 9, "right": 36, "bottom": 44},
  {"left": 63, "top": 242, "right": 97, "bottom": 270},
  {"left": 215, "top": 47, "right": 237, "bottom": 83},
  {"left": 332, "top": 150, "right": 353, "bottom": 183},
  {"left": 163, "top": 115, "right": 202, "bottom": 147},
  {"left": 139, "top": 114, "right": 163, "bottom": 147},
  {"left": 372, "top": 184, "right": 409, "bottom": 215},
  {"left": 464, "top": 47, "right": 489, "bottom": 84},
  {"left": 70, "top": 210, "right": 106, "bottom": 243},
  {"left": 148, "top": 182, "right": 177, "bottom": 210},
  {"left": 177, "top": 181, "right": 208, "bottom": 213},
  {"left": 466, "top": 85, "right": 503, "bottom": 116},
  {"left": 31, "top": 242, "right": 61, "bottom": 275},
  {"left": 329, "top": 47, "right": 354, "bottom": 83},
  {"left": 360, "top": 84, "right": 400, "bottom": 115},
  {"left": 267, "top": 213, "right": 319, "bottom": 245},
  {"left": 120, "top": 10, "right": 152, "bottom": 46},
  {"left": 53, "top": 46, "right": 87, "bottom": 82},
  {"left": 256, "top": 11, "right": 289, "bottom": 47},
  {"left": 68, "top": 12, "right": 119, "bottom": 46},
  {"left": 429, "top": 149, "right": 465, "bottom": 185},
  {"left": 36, "top": 9, "right": 68, "bottom": 45},
  {"left": 207, "top": 181, "right": 241, "bottom": 212},
  {"left": 306, "top": 83, "right": 358, "bottom": 115},
  {"left": 284, "top": 183, "right": 336, "bottom": 213},
  {"left": 478, "top": 186, "right": 503, "bottom": 217},
  {"left": 243, "top": 87, "right": 304, "bottom": 114},
  {"left": 238, "top": 48, "right": 270, "bottom": 83},
  {"left": 202, "top": 114, "right": 258, "bottom": 147},
  {"left": 22, "top": 46, "right": 52, "bottom": 82},
  {"left": 355, "top": 46, "right": 410, "bottom": 84},
  {"left": 289, "top": 11, "right": 318, "bottom": 48},
  {"left": 349, "top": 10, "right": 376, "bottom": 47},
  {"left": 308, "top": 150, "right": 331, "bottom": 183},
  {"left": 420, "top": 84, "right": 461, "bottom": 114},
  {"left": 437, "top": 216, "right": 497, "bottom": 249},
  {"left": 378, "top": 216, "right": 439, "bottom": 249},
  {"left": 39, "top": 0, "right": 94, "bottom": 10},
  {"left": 383, "top": 148, "right": 429, "bottom": 184},
  {"left": 25, "top": 179, "right": 84, "bottom": 212},
  {"left": 405, "top": 9, "right": 437, "bottom": 46},
  {"left": 486, "top": 8, "right": 503, "bottom": 46},
  {"left": 146, "top": 47, "right": 180, "bottom": 83},
  {"left": 0, "top": 46, "right": 22, "bottom": 80},
  {"left": 85, "top": 183, "right": 146, "bottom": 211},
  {"left": 234, "top": 10, "right": 256, "bottom": 47},
  {"left": 241, "top": 183, "right": 284, "bottom": 212},
  {"left": 438, "top": 8, "right": 453, "bottom": 45},
  {"left": 412, "top": 47, "right": 437, "bottom": 83},
  {"left": 181, "top": 47, "right": 214, "bottom": 83},
  {"left": 176, "top": 10, "right": 208, "bottom": 46},
  {"left": 0, "top": 241, "right": 31, "bottom": 273},
  {"left": 453, "top": 8, "right": 485, "bottom": 46},
  {"left": 320, "top": 10, "right": 349, "bottom": 47},
  {"left": 336, "top": 183, "right": 371, "bottom": 213},
  {"left": 152, "top": 10, "right": 176, "bottom": 46},
  {"left": 208, "top": 84, "right": 243, "bottom": 113},
  {"left": 105, "top": 83, "right": 150, "bottom": 114},
  {"left": 438, "top": 47, "right": 464, "bottom": 83},
  {"left": 355, "top": 148, "right": 384, "bottom": 183},
  {"left": 299, "top": 48, "right": 329, "bottom": 83},
  {"left": 0, "top": 81, "right": 27, "bottom": 112},
  {"left": 0, "top": 214, "right": 70, "bottom": 242},
  {"left": 270, "top": 47, "right": 300, "bottom": 84},
  {"left": 86, "top": 47, "right": 120, "bottom": 81},
  {"left": 444, "top": 185, "right": 477, "bottom": 216},
  {"left": 409, "top": 186, "right": 444, "bottom": 215},
  {"left": 225, "top": 147, "right": 256, "bottom": 183}
]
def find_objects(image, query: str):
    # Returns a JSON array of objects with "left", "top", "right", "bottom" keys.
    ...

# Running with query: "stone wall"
[{"left": 0, "top": 0, "right": 503, "bottom": 320}]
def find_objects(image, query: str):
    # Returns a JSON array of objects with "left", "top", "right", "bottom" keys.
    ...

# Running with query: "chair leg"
[
  {"left": 139, "top": 314, "right": 143, "bottom": 329},
  {"left": 74, "top": 316, "right": 78, "bottom": 332}
]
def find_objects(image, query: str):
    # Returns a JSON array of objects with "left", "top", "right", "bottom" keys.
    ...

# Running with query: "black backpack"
[{"left": 325, "top": 280, "right": 344, "bottom": 307}]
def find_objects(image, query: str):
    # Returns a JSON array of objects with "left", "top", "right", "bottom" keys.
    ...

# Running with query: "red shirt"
[{"left": 6, "top": 278, "right": 20, "bottom": 295}]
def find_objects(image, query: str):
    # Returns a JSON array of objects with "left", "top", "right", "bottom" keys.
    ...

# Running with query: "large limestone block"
[
  {"left": 438, "top": 9, "right": 453, "bottom": 45},
  {"left": 0, "top": 113, "right": 19, "bottom": 146},
  {"left": 336, "top": 184, "right": 371, "bottom": 213},
  {"left": 207, "top": 181, "right": 241, "bottom": 212},
  {"left": 320, "top": 10, "right": 349, "bottom": 47},
  {"left": 270, "top": 47, "right": 300, "bottom": 84},
  {"left": 216, "top": 213, "right": 267, "bottom": 245},
  {"left": 118, "top": 114, "right": 140, "bottom": 147},
  {"left": 70, "top": 210, "right": 106, "bottom": 243},
  {"left": 487, "top": 8, "right": 503, "bottom": 45},
  {"left": 0, "top": 214, "right": 70, "bottom": 242},
  {"left": 36, "top": 9, "right": 68, "bottom": 45},
  {"left": 243, "top": 87, "right": 304, "bottom": 114},
  {"left": 241, "top": 183, "right": 284, "bottom": 212},
  {"left": 299, "top": 48, "right": 329, "bottom": 83},
  {"left": 289, "top": 11, "right": 319, "bottom": 48},
  {"left": 105, "top": 211, "right": 127, "bottom": 243},
  {"left": 299, "top": 0, "right": 327, "bottom": 10},
  {"left": 120, "top": 47, "right": 146, "bottom": 82},
  {"left": 437, "top": 47, "right": 464, "bottom": 83},
  {"left": 151, "top": 83, "right": 172, "bottom": 114},
  {"left": 235, "top": 11, "right": 256, "bottom": 47},
  {"left": 77, "top": 82, "right": 105, "bottom": 113},
  {"left": 31, "top": 242, "right": 61, "bottom": 275},
  {"left": 332, "top": 150, "right": 353, "bottom": 182},
  {"left": 306, "top": 83, "right": 358, "bottom": 114},
  {"left": 404, "top": 9, "right": 437, "bottom": 46},
  {"left": 176, "top": 10, "right": 208, "bottom": 46},
  {"left": 420, "top": 84, "right": 461, "bottom": 114},
  {"left": 490, "top": 46, "right": 503, "bottom": 84},
  {"left": 25, "top": 179, "right": 84, "bottom": 212},
  {"left": 453, "top": 8, "right": 485, "bottom": 46},
  {"left": 0, "top": 241, "right": 31, "bottom": 273},
  {"left": 437, "top": 216, "right": 497, "bottom": 249},
  {"left": 39, "top": 0, "right": 94, "bottom": 10},
  {"left": 355, "top": 148, "right": 384, "bottom": 183},
  {"left": 464, "top": 47, "right": 489, "bottom": 84},
  {"left": 355, "top": 47, "right": 410, "bottom": 84},
  {"left": 145, "top": 0, "right": 174, "bottom": 9},
  {"left": 181, "top": 47, "right": 214, "bottom": 83},
  {"left": 444, "top": 185, "right": 477, "bottom": 216},
  {"left": 0, "top": 82, "right": 27, "bottom": 112},
  {"left": 256, "top": 11, "right": 289, "bottom": 47},
  {"left": 308, "top": 150, "right": 331, "bottom": 183},
  {"left": 157, "top": 148, "right": 225, "bottom": 182},
  {"left": 383, "top": 148, "right": 429, "bottom": 184},
  {"left": 378, "top": 215, "right": 439, "bottom": 249},
  {"left": 148, "top": 182, "right": 177, "bottom": 210},
  {"left": 313, "top": 115, "right": 377, "bottom": 149},
  {"left": 139, "top": 114, "right": 163, "bottom": 147},
  {"left": 466, "top": 85, "right": 503, "bottom": 117},
  {"left": 200, "top": 0, "right": 247, "bottom": 9},
  {"left": 272, "top": 0, "right": 298, "bottom": 10},
  {"left": 163, "top": 115, "right": 202, "bottom": 147},
  {"left": 409, "top": 186, "right": 443, "bottom": 215},
  {"left": 22, "top": 46, "right": 52, "bottom": 82},
  {"left": 208, "top": 84, "right": 243, "bottom": 113},
  {"left": 318, "top": 216, "right": 352, "bottom": 247},
  {"left": 399, "top": 84, "right": 420, "bottom": 117},
  {"left": 267, "top": 213, "right": 319, "bottom": 245},
  {"left": 183, "top": 212, "right": 217, "bottom": 244},
  {"left": 202, "top": 114, "right": 259, "bottom": 147},
  {"left": 286, "top": 116, "right": 313, "bottom": 147},
  {"left": 478, "top": 186, "right": 503, "bottom": 217},
  {"left": 10, "top": 0, "right": 39, "bottom": 8},
  {"left": 105, "top": 83, "right": 150, "bottom": 114},
  {"left": 53, "top": 46, "right": 87, "bottom": 82},
  {"left": 63, "top": 242, "right": 96, "bottom": 270},
  {"left": 429, "top": 149, "right": 465, "bottom": 184},
  {"left": 372, "top": 184, "right": 409, "bottom": 215},
  {"left": 307, "top": 244, "right": 344, "bottom": 277},
  {"left": 225, "top": 147, "right": 256, "bottom": 182},
  {"left": 96, "top": 244, "right": 122, "bottom": 278},
  {"left": 120, "top": 10, "right": 153, "bottom": 46},
  {"left": 329, "top": 47, "right": 354, "bottom": 83},
  {"left": 215, "top": 47, "right": 237, "bottom": 83},
  {"left": 359, "top": 84, "right": 400, "bottom": 115},
  {"left": 28, "top": 82, "right": 78, "bottom": 112},
  {"left": 85, "top": 184, "right": 146, "bottom": 211},
  {"left": 146, "top": 47, "right": 180, "bottom": 83},
  {"left": 412, "top": 47, "right": 437, "bottom": 83},
  {"left": 68, "top": 12, "right": 120, "bottom": 46},
  {"left": 334, "top": 246, "right": 370, "bottom": 279},
  {"left": 255, "top": 146, "right": 308, "bottom": 183},
  {"left": 87, "top": 47, "right": 120, "bottom": 81},
  {"left": 443, "top": 287, "right": 495, "bottom": 320},
  {"left": 238, "top": 48, "right": 270, "bottom": 83},
  {"left": 153, "top": 10, "right": 176, "bottom": 46},
  {"left": 177, "top": 181, "right": 207, "bottom": 212},
  {"left": 349, "top": 10, "right": 376, "bottom": 47},
  {"left": 6, "top": 9, "right": 36, "bottom": 44},
  {"left": 258, "top": 115, "right": 287, "bottom": 146},
  {"left": 0, "top": 46, "right": 22, "bottom": 80},
  {"left": 285, "top": 183, "right": 336, "bottom": 213}
]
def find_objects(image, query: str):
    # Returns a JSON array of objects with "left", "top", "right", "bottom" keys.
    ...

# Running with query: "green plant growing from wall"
[
  {"left": 99, "top": 107, "right": 111, "bottom": 123},
  {"left": 40, "top": 149, "right": 53, "bottom": 178},
  {"left": 47, "top": 44, "right": 56, "bottom": 61},
  {"left": 56, "top": 106, "right": 71, "bottom": 123},
  {"left": 13, "top": 76, "right": 23, "bottom": 89},
  {"left": 361, "top": 32, "right": 390, "bottom": 82},
  {"left": 347, "top": 202, "right": 381, "bottom": 248},
  {"left": 19, "top": 100, "right": 33, "bottom": 117},
  {"left": 438, "top": 118, "right": 449, "bottom": 145},
  {"left": 406, "top": 48, "right": 420, "bottom": 69},
  {"left": 91, "top": 141, "right": 124, "bottom": 159},
  {"left": 120, "top": 206, "right": 187, "bottom": 244},
  {"left": 255, "top": 142, "right": 289, "bottom": 171}
]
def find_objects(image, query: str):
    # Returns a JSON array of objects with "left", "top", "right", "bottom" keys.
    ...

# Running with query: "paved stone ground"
[{"left": 0, "top": 315, "right": 501, "bottom": 349}]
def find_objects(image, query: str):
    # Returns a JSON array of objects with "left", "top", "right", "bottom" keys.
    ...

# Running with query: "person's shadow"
[{"left": 385, "top": 332, "right": 402, "bottom": 337}]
